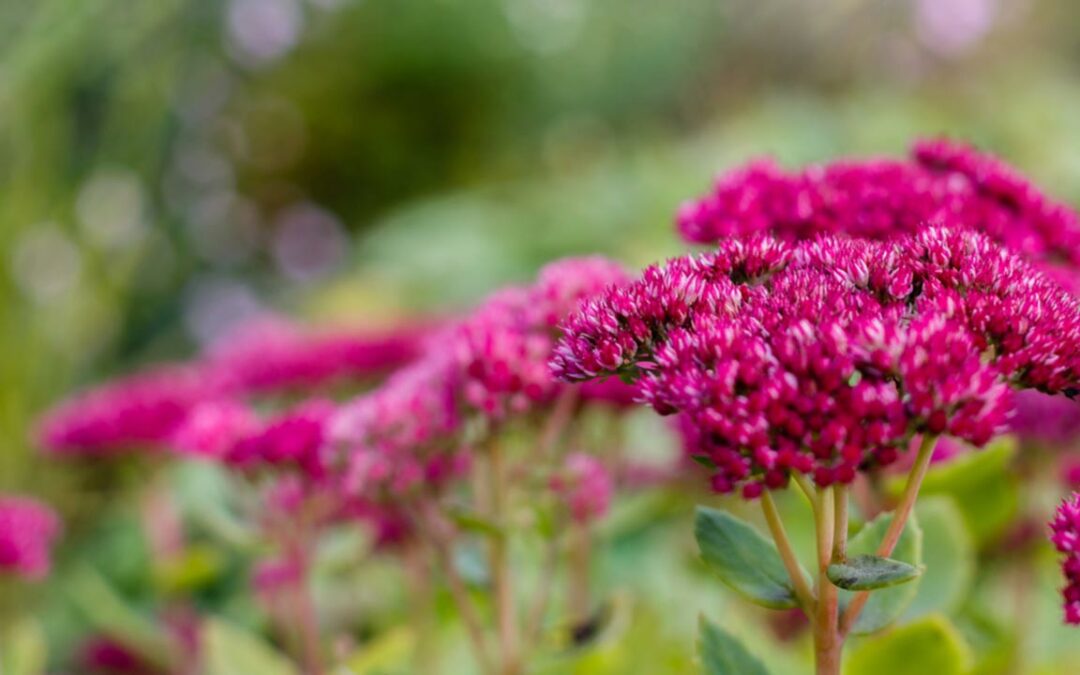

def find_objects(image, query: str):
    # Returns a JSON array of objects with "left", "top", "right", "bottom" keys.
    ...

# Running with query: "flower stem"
[
  {"left": 567, "top": 520, "right": 592, "bottom": 626},
  {"left": 286, "top": 533, "right": 323, "bottom": 675},
  {"left": 832, "top": 486, "right": 848, "bottom": 563},
  {"left": 404, "top": 542, "right": 438, "bottom": 674},
  {"left": 813, "top": 486, "right": 841, "bottom": 675},
  {"left": 416, "top": 501, "right": 496, "bottom": 675},
  {"left": 815, "top": 487, "right": 835, "bottom": 572},
  {"left": 839, "top": 433, "right": 937, "bottom": 636},
  {"left": 488, "top": 442, "right": 521, "bottom": 675},
  {"left": 792, "top": 472, "right": 817, "bottom": 503},
  {"left": 525, "top": 530, "right": 562, "bottom": 646},
  {"left": 760, "top": 491, "right": 816, "bottom": 612}
]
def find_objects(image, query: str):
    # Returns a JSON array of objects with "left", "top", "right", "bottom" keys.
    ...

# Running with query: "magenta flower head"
[
  {"left": 676, "top": 139, "right": 1080, "bottom": 287},
  {"left": 78, "top": 635, "right": 165, "bottom": 675},
  {"left": 0, "top": 495, "right": 61, "bottom": 581},
  {"left": 553, "top": 229, "right": 1080, "bottom": 497},
  {"left": 447, "top": 256, "right": 631, "bottom": 420},
  {"left": 550, "top": 452, "right": 613, "bottom": 523},
  {"left": 1011, "top": 391, "right": 1080, "bottom": 445},
  {"left": 171, "top": 399, "right": 259, "bottom": 460},
  {"left": 206, "top": 316, "right": 426, "bottom": 394},
  {"left": 1050, "top": 492, "right": 1080, "bottom": 625},
  {"left": 334, "top": 354, "right": 464, "bottom": 501},
  {"left": 332, "top": 255, "right": 628, "bottom": 514},
  {"left": 1064, "top": 459, "right": 1080, "bottom": 491},
  {"left": 37, "top": 365, "right": 220, "bottom": 457},
  {"left": 252, "top": 555, "right": 303, "bottom": 597},
  {"left": 226, "top": 399, "right": 335, "bottom": 480}
]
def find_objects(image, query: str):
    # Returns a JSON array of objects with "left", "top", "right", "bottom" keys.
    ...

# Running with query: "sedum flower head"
[
  {"left": 0, "top": 495, "right": 61, "bottom": 580},
  {"left": 334, "top": 354, "right": 464, "bottom": 502},
  {"left": 550, "top": 452, "right": 614, "bottom": 523},
  {"left": 333, "top": 256, "right": 630, "bottom": 506},
  {"left": 225, "top": 399, "right": 336, "bottom": 480},
  {"left": 448, "top": 256, "right": 632, "bottom": 420},
  {"left": 1011, "top": 391, "right": 1080, "bottom": 446},
  {"left": 1050, "top": 492, "right": 1080, "bottom": 625},
  {"left": 171, "top": 399, "right": 259, "bottom": 460},
  {"left": 677, "top": 139, "right": 1080, "bottom": 288},
  {"left": 552, "top": 230, "right": 1080, "bottom": 496},
  {"left": 36, "top": 318, "right": 425, "bottom": 458},
  {"left": 206, "top": 316, "right": 425, "bottom": 393},
  {"left": 37, "top": 365, "right": 219, "bottom": 457}
]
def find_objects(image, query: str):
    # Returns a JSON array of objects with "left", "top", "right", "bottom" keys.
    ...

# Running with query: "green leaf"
[
  {"left": 698, "top": 616, "right": 770, "bottom": 675},
  {"left": 902, "top": 497, "right": 974, "bottom": 621},
  {"left": 690, "top": 454, "right": 718, "bottom": 470},
  {"left": 203, "top": 618, "right": 298, "bottom": 675},
  {"left": 153, "top": 544, "right": 226, "bottom": 595},
  {"left": 66, "top": 567, "right": 175, "bottom": 668},
  {"left": 840, "top": 511, "right": 923, "bottom": 635},
  {"left": 827, "top": 554, "right": 922, "bottom": 591},
  {"left": 448, "top": 508, "right": 505, "bottom": 538},
  {"left": 338, "top": 627, "right": 414, "bottom": 674},
  {"left": 694, "top": 506, "right": 810, "bottom": 609},
  {"left": 845, "top": 614, "right": 973, "bottom": 675}
]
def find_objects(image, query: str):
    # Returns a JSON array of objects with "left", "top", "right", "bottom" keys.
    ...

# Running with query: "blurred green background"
[{"left": 4, "top": 1, "right": 1080, "bottom": 672}]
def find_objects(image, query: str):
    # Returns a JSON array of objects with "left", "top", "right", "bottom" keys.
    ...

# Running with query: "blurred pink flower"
[
  {"left": 1050, "top": 492, "right": 1080, "bottom": 625},
  {"left": 1011, "top": 390, "right": 1080, "bottom": 447},
  {"left": 37, "top": 365, "right": 221, "bottom": 457},
  {"left": 206, "top": 316, "right": 426, "bottom": 393},
  {"left": 676, "top": 139, "right": 1080, "bottom": 292},
  {"left": 78, "top": 635, "right": 164, "bottom": 675},
  {"left": 36, "top": 318, "right": 426, "bottom": 459},
  {"left": 550, "top": 453, "right": 613, "bottom": 523},
  {"left": 171, "top": 399, "right": 258, "bottom": 460},
  {"left": 0, "top": 495, "right": 61, "bottom": 581}
]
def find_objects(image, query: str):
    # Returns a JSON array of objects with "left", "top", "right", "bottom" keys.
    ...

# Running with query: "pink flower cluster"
[
  {"left": 36, "top": 320, "right": 423, "bottom": 458},
  {"left": 204, "top": 317, "right": 426, "bottom": 393},
  {"left": 553, "top": 229, "right": 1080, "bottom": 496},
  {"left": 448, "top": 257, "right": 631, "bottom": 420},
  {"left": 549, "top": 453, "right": 613, "bottom": 523},
  {"left": 333, "top": 257, "right": 631, "bottom": 510},
  {"left": 1050, "top": 492, "right": 1080, "bottom": 625},
  {"left": 1012, "top": 391, "right": 1080, "bottom": 446},
  {"left": 224, "top": 400, "right": 335, "bottom": 479},
  {"left": 0, "top": 495, "right": 61, "bottom": 580},
  {"left": 335, "top": 355, "right": 465, "bottom": 502},
  {"left": 38, "top": 365, "right": 215, "bottom": 457},
  {"left": 676, "top": 139, "right": 1080, "bottom": 288}
]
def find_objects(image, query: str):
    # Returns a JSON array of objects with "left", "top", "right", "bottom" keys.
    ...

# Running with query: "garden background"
[{"left": 2, "top": 1, "right": 1080, "bottom": 673}]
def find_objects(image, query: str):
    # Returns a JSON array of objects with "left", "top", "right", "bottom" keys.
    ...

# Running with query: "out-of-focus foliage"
[{"left": 4, "top": 0, "right": 1080, "bottom": 672}]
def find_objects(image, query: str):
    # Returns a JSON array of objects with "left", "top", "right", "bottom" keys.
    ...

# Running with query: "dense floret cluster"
[
  {"left": 676, "top": 139, "right": 1080, "bottom": 288},
  {"left": 333, "top": 256, "right": 631, "bottom": 507},
  {"left": 553, "top": 228, "right": 1080, "bottom": 495},
  {"left": 1050, "top": 492, "right": 1080, "bottom": 625}
]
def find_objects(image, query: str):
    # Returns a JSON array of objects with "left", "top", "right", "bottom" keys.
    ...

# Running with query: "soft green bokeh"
[{"left": 4, "top": 0, "right": 1080, "bottom": 672}]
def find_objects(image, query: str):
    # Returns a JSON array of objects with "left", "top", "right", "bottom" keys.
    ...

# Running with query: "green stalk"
[
  {"left": 760, "top": 491, "right": 816, "bottom": 612},
  {"left": 488, "top": 442, "right": 521, "bottom": 675},
  {"left": 839, "top": 434, "right": 937, "bottom": 636},
  {"left": 813, "top": 487, "right": 841, "bottom": 675}
]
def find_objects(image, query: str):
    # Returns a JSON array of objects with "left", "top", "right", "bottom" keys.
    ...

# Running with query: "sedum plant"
[
  {"left": 552, "top": 139, "right": 1080, "bottom": 669},
  {"left": 18, "top": 138, "right": 1080, "bottom": 674},
  {"left": 552, "top": 227, "right": 1080, "bottom": 673}
]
